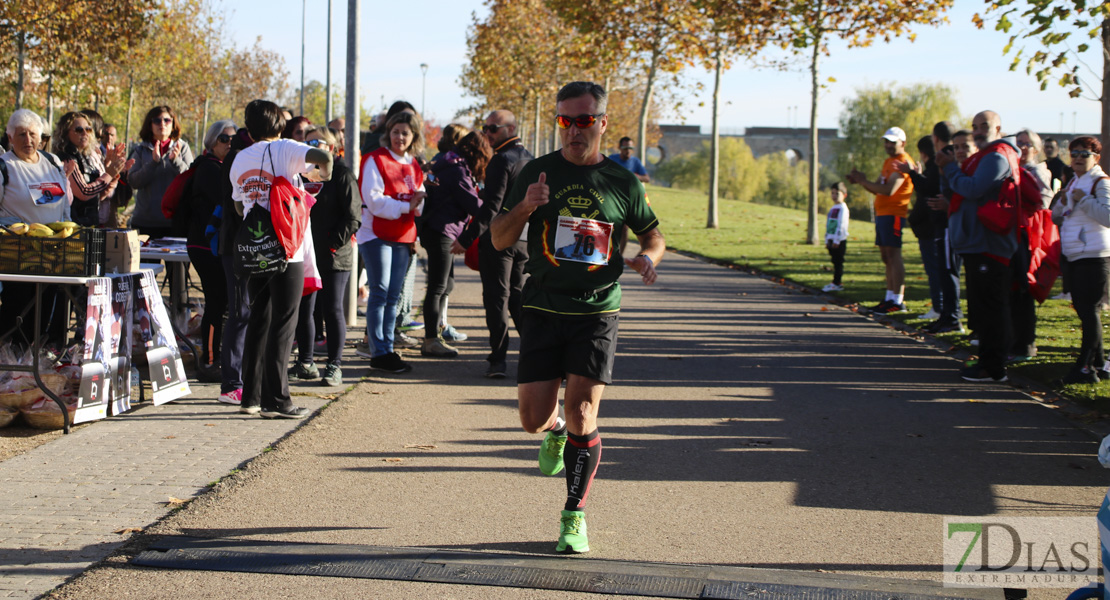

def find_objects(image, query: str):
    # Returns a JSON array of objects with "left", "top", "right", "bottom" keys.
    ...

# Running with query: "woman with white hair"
[
  {"left": 177, "top": 119, "right": 237, "bottom": 378},
  {"left": 1, "top": 109, "right": 69, "bottom": 225},
  {"left": 0, "top": 109, "right": 71, "bottom": 347}
]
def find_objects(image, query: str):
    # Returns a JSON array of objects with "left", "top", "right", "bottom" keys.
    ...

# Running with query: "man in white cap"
[{"left": 848, "top": 126, "right": 915, "bottom": 313}]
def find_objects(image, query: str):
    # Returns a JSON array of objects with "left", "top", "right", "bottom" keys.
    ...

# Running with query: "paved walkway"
[
  {"left": 3, "top": 250, "right": 1108, "bottom": 600},
  {"left": 0, "top": 336, "right": 356, "bottom": 598}
]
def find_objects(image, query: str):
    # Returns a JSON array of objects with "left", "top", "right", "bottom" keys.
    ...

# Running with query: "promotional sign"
[
  {"left": 76, "top": 277, "right": 112, "bottom": 424},
  {"left": 135, "top": 270, "right": 189, "bottom": 404},
  {"left": 109, "top": 274, "right": 137, "bottom": 415}
]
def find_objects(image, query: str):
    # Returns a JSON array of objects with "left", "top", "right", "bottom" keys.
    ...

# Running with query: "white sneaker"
[
  {"left": 918, "top": 309, "right": 940, "bottom": 320},
  {"left": 1051, "top": 292, "right": 1071, "bottom": 301},
  {"left": 822, "top": 283, "right": 844, "bottom": 292}
]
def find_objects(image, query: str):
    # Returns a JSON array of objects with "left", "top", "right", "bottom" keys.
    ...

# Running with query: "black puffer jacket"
[
  {"left": 309, "top": 158, "right": 361, "bottom": 272},
  {"left": 456, "top": 137, "right": 533, "bottom": 249}
]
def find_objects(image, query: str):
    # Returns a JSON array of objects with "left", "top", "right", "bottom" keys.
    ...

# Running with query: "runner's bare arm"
[
  {"left": 625, "top": 227, "right": 665, "bottom": 285},
  {"left": 491, "top": 172, "right": 547, "bottom": 251}
]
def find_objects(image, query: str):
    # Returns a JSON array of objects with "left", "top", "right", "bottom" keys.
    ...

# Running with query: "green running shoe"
[
  {"left": 556, "top": 510, "right": 589, "bottom": 553},
  {"left": 538, "top": 431, "right": 567, "bottom": 476}
]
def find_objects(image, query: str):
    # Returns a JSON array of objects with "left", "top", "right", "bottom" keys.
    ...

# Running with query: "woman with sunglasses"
[
  {"left": 1052, "top": 136, "right": 1110, "bottom": 384},
  {"left": 173, "top": 120, "right": 238, "bottom": 380},
  {"left": 128, "top": 106, "right": 194, "bottom": 238},
  {"left": 288, "top": 126, "right": 360, "bottom": 387},
  {"left": 52, "top": 111, "right": 131, "bottom": 227}
]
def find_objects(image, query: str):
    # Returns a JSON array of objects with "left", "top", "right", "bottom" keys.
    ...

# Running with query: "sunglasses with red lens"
[{"left": 555, "top": 113, "right": 605, "bottom": 130}]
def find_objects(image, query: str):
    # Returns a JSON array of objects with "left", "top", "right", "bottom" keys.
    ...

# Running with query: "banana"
[
  {"left": 8, "top": 223, "right": 29, "bottom": 235},
  {"left": 27, "top": 224, "right": 54, "bottom": 237},
  {"left": 52, "top": 227, "right": 74, "bottom": 239},
  {"left": 46, "top": 221, "right": 78, "bottom": 232}
]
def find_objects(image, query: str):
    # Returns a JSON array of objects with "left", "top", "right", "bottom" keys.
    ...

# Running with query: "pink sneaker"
[{"left": 218, "top": 388, "right": 242, "bottom": 405}]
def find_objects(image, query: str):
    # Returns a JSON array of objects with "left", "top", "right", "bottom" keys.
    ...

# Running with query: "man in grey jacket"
[{"left": 938, "top": 110, "right": 1020, "bottom": 383}]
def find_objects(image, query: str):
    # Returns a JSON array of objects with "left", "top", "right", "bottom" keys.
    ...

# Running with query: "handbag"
[{"left": 233, "top": 145, "right": 288, "bottom": 276}]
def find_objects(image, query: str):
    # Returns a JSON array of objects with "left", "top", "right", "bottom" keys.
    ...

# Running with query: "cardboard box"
[{"left": 104, "top": 230, "right": 140, "bottom": 273}]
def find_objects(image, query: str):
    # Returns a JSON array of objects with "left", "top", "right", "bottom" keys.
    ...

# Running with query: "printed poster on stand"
[
  {"left": 109, "top": 273, "right": 137, "bottom": 415},
  {"left": 76, "top": 277, "right": 112, "bottom": 424},
  {"left": 136, "top": 270, "right": 189, "bottom": 404}
]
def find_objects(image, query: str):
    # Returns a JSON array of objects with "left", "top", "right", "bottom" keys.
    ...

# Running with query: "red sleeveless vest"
[{"left": 367, "top": 147, "right": 424, "bottom": 243}]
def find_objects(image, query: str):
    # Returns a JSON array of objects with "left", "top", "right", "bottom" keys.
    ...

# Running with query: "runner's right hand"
[{"left": 522, "top": 172, "right": 549, "bottom": 212}]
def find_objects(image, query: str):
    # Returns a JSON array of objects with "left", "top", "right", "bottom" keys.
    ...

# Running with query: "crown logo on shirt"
[{"left": 566, "top": 195, "right": 592, "bottom": 209}]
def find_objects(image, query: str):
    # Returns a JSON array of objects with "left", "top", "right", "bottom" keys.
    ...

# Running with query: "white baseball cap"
[{"left": 882, "top": 127, "right": 907, "bottom": 143}]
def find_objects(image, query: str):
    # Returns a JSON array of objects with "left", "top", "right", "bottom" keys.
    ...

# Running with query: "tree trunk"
[
  {"left": 15, "top": 33, "right": 25, "bottom": 110},
  {"left": 125, "top": 76, "right": 135, "bottom": 144},
  {"left": 533, "top": 91, "right": 541, "bottom": 157},
  {"left": 46, "top": 76, "right": 54, "bottom": 129},
  {"left": 638, "top": 45, "right": 661, "bottom": 165},
  {"left": 203, "top": 96, "right": 210, "bottom": 139},
  {"left": 1101, "top": 16, "right": 1109, "bottom": 171},
  {"left": 806, "top": 23, "right": 823, "bottom": 245},
  {"left": 707, "top": 49, "right": 722, "bottom": 229}
]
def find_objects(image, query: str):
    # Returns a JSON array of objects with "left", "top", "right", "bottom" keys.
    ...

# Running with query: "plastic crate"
[{"left": 0, "top": 228, "right": 105, "bottom": 276}]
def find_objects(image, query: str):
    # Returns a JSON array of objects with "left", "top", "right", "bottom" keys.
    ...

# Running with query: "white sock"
[
  {"left": 892, "top": 293, "right": 904, "bottom": 305},
  {"left": 885, "top": 290, "right": 894, "bottom": 302}
]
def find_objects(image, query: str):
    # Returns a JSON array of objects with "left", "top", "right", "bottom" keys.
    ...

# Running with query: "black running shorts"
[{"left": 517, "top": 310, "right": 619, "bottom": 385}]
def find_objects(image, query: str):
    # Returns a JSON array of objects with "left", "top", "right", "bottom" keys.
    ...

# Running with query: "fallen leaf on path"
[
  {"left": 318, "top": 394, "right": 338, "bottom": 400},
  {"left": 164, "top": 435, "right": 176, "bottom": 439},
  {"left": 204, "top": 423, "right": 215, "bottom": 427},
  {"left": 803, "top": 313, "right": 812, "bottom": 317},
  {"left": 114, "top": 527, "right": 143, "bottom": 535},
  {"left": 383, "top": 458, "right": 404, "bottom": 462},
  {"left": 820, "top": 307, "right": 829, "bottom": 311},
  {"left": 404, "top": 444, "right": 437, "bottom": 450},
  {"left": 164, "top": 497, "right": 187, "bottom": 506}
]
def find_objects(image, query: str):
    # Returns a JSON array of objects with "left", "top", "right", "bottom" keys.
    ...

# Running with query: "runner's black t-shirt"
[{"left": 501, "top": 151, "right": 658, "bottom": 316}]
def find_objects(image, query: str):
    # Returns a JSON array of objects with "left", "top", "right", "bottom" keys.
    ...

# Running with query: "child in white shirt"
[{"left": 823, "top": 182, "right": 850, "bottom": 292}]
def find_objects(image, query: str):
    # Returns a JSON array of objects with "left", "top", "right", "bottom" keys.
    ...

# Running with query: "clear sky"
[{"left": 221, "top": 0, "right": 1102, "bottom": 136}]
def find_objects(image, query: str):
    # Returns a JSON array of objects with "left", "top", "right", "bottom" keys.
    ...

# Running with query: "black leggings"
[
  {"left": 1070, "top": 257, "right": 1110, "bottom": 371},
  {"left": 243, "top": 262, "right": 304, "bottom": 411},
  {"left": 296, "top": 270, "right": 350, "bottom": 364},
  {"left": 826, "top": 240, "right": 846, "bottom": 285},
  {"left": 187, "top": 247, "right": 227, "bottom": 363},
  {"left": 420, "top": 230, "right": 455, "bottom": 340}
]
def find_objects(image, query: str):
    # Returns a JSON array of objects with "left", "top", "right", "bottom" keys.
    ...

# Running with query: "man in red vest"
[{"left": 938, "top": 110, "right": 1021, "bottom": 383}]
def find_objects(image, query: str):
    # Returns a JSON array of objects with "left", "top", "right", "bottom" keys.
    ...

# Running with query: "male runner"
[{"left": 491, "top": 81, "right": 665, "bottom": 554}]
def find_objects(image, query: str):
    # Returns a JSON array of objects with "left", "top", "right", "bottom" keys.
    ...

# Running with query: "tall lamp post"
[
  {"left": 299, "top": 0, "right": 306, "bottom": 116},
  {"left": 420, "top": 63, "right": 428, "bottom": 115}
]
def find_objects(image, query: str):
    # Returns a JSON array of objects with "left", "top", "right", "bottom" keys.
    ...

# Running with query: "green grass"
[{"left": 647, "top": 185, "right": 1108, "bottom": 409}]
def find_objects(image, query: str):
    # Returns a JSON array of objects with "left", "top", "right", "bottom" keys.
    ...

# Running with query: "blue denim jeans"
[
  {"left": 359, "top": 238, "right": 411, "bottom": 357},
  {"left": 917, "top": 236, "right": 942, "bottom": 312}
]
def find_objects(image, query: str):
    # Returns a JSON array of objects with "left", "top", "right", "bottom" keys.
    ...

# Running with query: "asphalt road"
[{"left": 45, "top": 249, "right": 1108, "bottom": 600}]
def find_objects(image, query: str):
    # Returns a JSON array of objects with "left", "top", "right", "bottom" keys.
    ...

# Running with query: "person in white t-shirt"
[
  {"left": 822, "top": 182, "right": 850, "bottom": 293},
  {"left": 227, "top": 99, "right": 333, "bottom": 419},
  {"left": 0, "top": 109, "right": 73, "bottom": 348}
]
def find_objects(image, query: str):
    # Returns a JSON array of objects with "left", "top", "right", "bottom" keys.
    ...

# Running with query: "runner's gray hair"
[
  {"left": 556, "top": 82, "right": 608, "bottom": 113},
  {"left": 6, "top": 109, "right": 45, "bottom": 138}
]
